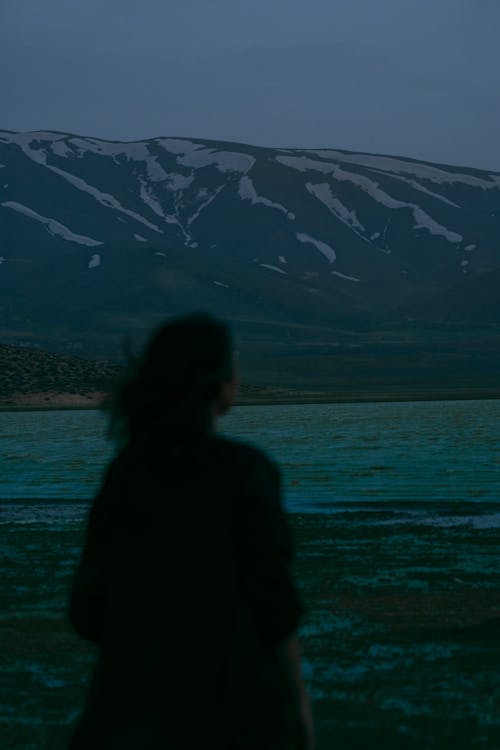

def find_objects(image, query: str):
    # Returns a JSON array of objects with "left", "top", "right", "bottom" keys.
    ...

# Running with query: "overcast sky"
[{"left": 1, "top": 0, "right": 499, "bottom": 169}]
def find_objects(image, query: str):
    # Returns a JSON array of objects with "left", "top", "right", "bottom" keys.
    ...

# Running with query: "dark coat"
[{"left": 68, "top": 432, "right": 304, "bottom": 749}]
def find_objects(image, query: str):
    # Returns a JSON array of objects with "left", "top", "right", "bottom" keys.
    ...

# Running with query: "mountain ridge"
[
  {"left": 1, "top": 128, "right": 499, "bottom": 393},
  {"left": 3, "top": 127, "right": 497, "bottom": 173}
]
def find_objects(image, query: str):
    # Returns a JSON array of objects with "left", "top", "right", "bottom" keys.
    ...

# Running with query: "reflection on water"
[{"left": 1, "top": 400, "right": 499, "bottom": 512}]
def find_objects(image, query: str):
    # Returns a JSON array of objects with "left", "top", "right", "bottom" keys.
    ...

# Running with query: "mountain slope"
[{"left": 0, "top": 130, "right": 499, "bottom": 391}]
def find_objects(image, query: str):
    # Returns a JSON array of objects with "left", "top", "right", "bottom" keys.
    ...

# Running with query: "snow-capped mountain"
[{"left": 0, "top": 129, "right": 499, "bottom": 362}]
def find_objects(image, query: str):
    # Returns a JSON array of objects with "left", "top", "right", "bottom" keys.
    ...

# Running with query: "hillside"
[
  {"left": 0, "top": 344, "right": 121, "bottom": 408},
  {"left": 0, "top": 129, "right": 499, "bottom": 397},
  {"left": 2, "top": 339, "right": 499, "bottom": 409},
  {"left": 0, "top": 343, "right": 334, "bottom": 408}
]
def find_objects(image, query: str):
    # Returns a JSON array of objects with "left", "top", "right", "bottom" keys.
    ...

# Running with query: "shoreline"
[
  {"left": 3, "top": 498, "right": 500, "bottom": 512},
  {"left": 1, "top": 389, "right": 500, "bottom": 412},
  {"left": 4, "top": 502, "right": 500, "bottom": 749}
]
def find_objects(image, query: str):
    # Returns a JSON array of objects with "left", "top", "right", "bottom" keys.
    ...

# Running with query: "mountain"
[{"left": 0, "top": 129, "right": 499, "bottom": 396}]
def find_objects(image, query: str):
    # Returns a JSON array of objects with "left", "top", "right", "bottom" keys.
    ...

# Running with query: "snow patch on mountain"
[
  {"left": 277, "top": 155, "right": 333, "bottom": 175},
  {"left": 52, "top": 167, "right": 164, "bottom": 232},
  {"left": 46, "top": 136, "right": 178, "bottom": 188},
  {"left": 70, "top": 137, "right": 175, "bottom": 183},
  {"left": 306, "top": 182, "right": 365, "bottom": 231},
  {"left": 157, "top": 138, "right": 203, "bottom": 156},
  {"left": 129, "top": 147, "right": 169, "bottom": 182},
  {"left": 188, "top": 185, "right": 224, "bottom": 226},
  {"left": 412, "top": 208, "right": 462, "bottom": 243},
  {"left": 280, "top": 157, "right": 463, "bottom": 243},
  {"left": 260, "top": 264, "right": 287, "bottom": 275},
  {"left": 137, "top": 176, "right": 203, "bottom": 244},
  {"left": 139, "top": 181, "right": 168, "bottom": 219},
  {"left": 331, "top": 270, "right": 361, "bottom": 282},
  {"left": 2, "top": 201, "right": 103, "bottom": 246},
  {"left": 238, "top": 176, "right": 295, "bottom": 219},
  {"left": 70, "top": 137, "right": 115, "bottom": 160},
  {"left": 312, "top": 151, "right": 500, "bottom": 190},
  {"left": 15, "top": 138, "right": 165, "bottom": 234},
  {"left": 296, "top": 232, "right": 336, "bottom": 263},
  {"left": 167, "top": 173, "right": 194, "bottom": 190},
  {"left": 130, "top": 165, "right": 212, "bottom": 243},
  {"left": 51, "top": 140, "right": 74, "bottom": 158},
  {"left": 178, "top": 148, "right": 255, "bottom": 173},
  {"left": 69, "top": 138, "right": 201, "bottom": 189},
  {"left": 12, "top": 136, "right": 49, "bottom": 166},
  {"left": 0, "top": 131, "right": 61, "bottom": 146},
  {"left": 367, "top": 170, "right": 461, "bottom": 208}
]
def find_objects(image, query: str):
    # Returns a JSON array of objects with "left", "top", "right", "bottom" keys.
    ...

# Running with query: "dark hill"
[
  {"left": 0, "top": 344, "right": 120, "bottom": 407},
  {"left": 1, "top": 129, "right": 499, "bottom": 397}
]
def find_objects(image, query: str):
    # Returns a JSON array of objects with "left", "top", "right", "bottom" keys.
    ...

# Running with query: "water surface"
[{"left": 1, "top": 400, "right": 499, "bottom": 512}]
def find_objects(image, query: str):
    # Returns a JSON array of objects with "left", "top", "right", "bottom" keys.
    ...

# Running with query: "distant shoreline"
[{"left": 1, "top": 389, "right": 500, "bottom": 412}]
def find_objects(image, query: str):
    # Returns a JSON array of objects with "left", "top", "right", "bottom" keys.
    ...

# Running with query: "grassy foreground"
[{"left": 1, "top": 505, "right": 500, "bottom": 749}]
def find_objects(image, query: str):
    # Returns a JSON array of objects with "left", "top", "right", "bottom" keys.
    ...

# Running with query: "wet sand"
[{"left": 1, "top": 504, "right": 500, "bottom": 749}]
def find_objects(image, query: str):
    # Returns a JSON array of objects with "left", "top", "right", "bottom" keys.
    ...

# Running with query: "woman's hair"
[{"left": 108, "top": 312, "right": 234, "bottom": 445}]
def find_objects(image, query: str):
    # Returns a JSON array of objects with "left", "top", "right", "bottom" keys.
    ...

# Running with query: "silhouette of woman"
[{"left": 68, "top": 312, "right": 314, "bottom": 750}]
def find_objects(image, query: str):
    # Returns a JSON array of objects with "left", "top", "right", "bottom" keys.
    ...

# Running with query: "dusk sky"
[{"left": 2, "top": 0, "right": 499, "bottom": 170}]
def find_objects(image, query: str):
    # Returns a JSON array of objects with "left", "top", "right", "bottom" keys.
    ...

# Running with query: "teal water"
[
  {"left": 2, "top": 400, "right": 500, "bottom": 749},
  {"left": 1, "top": 400, "right": 500, "bottom": 512}
]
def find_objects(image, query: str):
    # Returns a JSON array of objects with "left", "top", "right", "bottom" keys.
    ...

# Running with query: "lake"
[
  {"left": 2, "top": 400, "right": 500, "bottom": 749},
  {"left": 2, "top": 399, "right": 500, "bottom": 511}
]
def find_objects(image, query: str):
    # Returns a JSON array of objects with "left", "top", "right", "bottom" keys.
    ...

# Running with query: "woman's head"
[{"left": 109, "top": 312, "right": 238, "bottom": 444}]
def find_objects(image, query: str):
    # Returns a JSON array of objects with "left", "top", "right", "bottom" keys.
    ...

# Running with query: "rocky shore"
[
  {"left": 2, "top": 502, "right": 500, "bottom": 749},
  {"left": 2, "top": 342, "right": 500, "bottom": 409}
]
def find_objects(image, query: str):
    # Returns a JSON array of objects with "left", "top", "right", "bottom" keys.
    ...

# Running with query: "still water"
[{"left": 1, "top": 400, "right": 499, "bottom": 513}]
